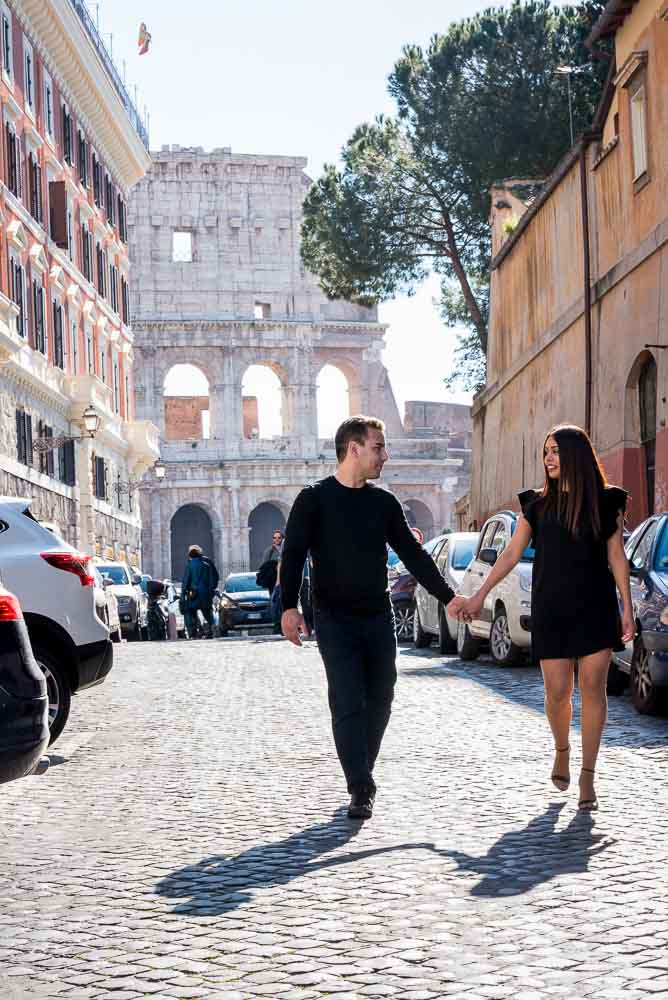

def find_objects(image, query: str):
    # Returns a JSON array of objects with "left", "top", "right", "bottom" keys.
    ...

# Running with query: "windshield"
[
  {"left": 452, "top": 538, "right": 477, "bottom": 570},
  {"left": 97, "top": 564, "right": 130, "bottom": 585},
  {"left": 510, "top": 519, "right": 535, "bottom": 561},
  {"left": 654, "top": 522, "right": 668, "bottom": 575},
  {"left": 225, "top": 574, "right": 264, "bottom": 593}
]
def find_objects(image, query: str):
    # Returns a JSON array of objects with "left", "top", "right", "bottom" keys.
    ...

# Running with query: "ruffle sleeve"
[
  {"left": 518, "top": 488, "right": 541, "bottom": 536},
  {"left": 602, "top": 485, "right": 628, "bottom": 540}
]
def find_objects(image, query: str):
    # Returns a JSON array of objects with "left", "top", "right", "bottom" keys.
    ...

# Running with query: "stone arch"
[
  {"left": 163, "top": 362, "right": 211, "bottom": 441},
  {"left": 241, "top": 361, "right": 290, "bottom": 439},
  {"left": 316, "top": 363, "right": 350, "bottom": 439},
  {"left": 248, "top": 500, "right": 288, "bottom": 570},
  {"left": 170, "top": 503, "right": 215, "bottom": 582},
  {"left": 624, "top": 350, "right": 657, "bottom": 518},
  {"left": 401, "top": 497, "right": 436, "bottom": 542},
  {"left": 315, "top": 354, "right": 366, "bottom": 415}
]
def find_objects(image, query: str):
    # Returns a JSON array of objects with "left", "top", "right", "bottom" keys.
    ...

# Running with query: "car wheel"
[
  {"left": 438, "top": 608, "right": 457, "bottom": 654},
  {"left": 413, "top": 606, "right": 431, "bottom": 648},
  {"left": 490, "top": 606, "right": 523, "bottom": 666},
  {"left": 394, "top": 602, "right": 415, "bottom": 643},
  {"left": 606, "top": 658, "right": 628, "bottom": 696},
  {"left": 33, "top": 646, "right": 71, "bottom": 746},
  {"left": 127, "top": 620, "right": 142, "bottom": 642},
  {"left": 456, "top": 621, "right": 481, "bottom": 661},
  {"left": 630, "top": 641, "right": 666, "bottom": 714}
]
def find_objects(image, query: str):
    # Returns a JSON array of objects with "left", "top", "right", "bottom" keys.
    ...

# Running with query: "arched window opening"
[
  {"left": 639, "top": 357, "right": 657, "bottom": 515},
  {"left": 242, "top": 365, "right": 283, "bottom": 439},
  {"left": 248, "top": 502, "right": 286, "bottom": 570},
  {"left": 317, "top": 364, "right": 349, "bottom": 439},
  {"left": 163, "top": 363, "right": 210, "bottom": 441},
  {"left": 170, "top": 505, "right": 214, "bottom": 582},
  {"left": 402, "top": 499, "right": 435, "bottom": 542}
]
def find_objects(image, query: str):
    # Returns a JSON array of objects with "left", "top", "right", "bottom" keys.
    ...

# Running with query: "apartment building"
[{"left": 0, "top": 0, "right": 158, "bottom": 562}]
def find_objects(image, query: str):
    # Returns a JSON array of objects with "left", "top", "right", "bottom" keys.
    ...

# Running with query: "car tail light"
[
  {"left": 40, "top": 551, "right": 95, "bottom": 587},
  {"left": 0, "top": 592, "right": 23, "bottom": 621}
]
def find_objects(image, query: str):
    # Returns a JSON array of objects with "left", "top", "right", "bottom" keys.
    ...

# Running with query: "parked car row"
[{"left": 407, "top": 507, "right": 668, "bottom": 719}]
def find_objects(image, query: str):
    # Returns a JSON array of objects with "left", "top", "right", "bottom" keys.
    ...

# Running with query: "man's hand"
[
  {"left": 281, "top": 608, "right": 310, "bottom": 647},
  {"left": 447, "top": 592, "right": 484, "bottom": 624}
]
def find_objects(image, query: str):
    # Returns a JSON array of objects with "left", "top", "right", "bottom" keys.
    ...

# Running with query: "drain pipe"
[{"left": 579, "top": 137, "right": 593, "bottom": 436}]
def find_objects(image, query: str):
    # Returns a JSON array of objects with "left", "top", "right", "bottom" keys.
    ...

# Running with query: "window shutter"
[
  {"left": 16, "top": 410, "right": 24, "bottom": 464},
  {"left": 49, "top": 180, "right": 68, "bottom": 248},
  {"left": 46, "top": 430, "right": 54, "bottom": 477},
  {"left": 65, "top": 440, "right": 75, "bottom": 486},
  {"left": 58, "top": 442, "right": 66, "bottom": 483},
  {"left": 25, "top": 414, "right": 33, "bottom": 466}
]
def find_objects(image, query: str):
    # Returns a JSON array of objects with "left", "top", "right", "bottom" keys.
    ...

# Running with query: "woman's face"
[{"left": 544, "top": 436, "right": 560, "bottom": 480}]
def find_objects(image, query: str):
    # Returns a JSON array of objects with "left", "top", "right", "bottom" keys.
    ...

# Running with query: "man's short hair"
[
  {"left": 335, "top": 415, "right": 386, "bottom": 462},
  {"left": 188, "top": 544, "right": 203, "bottom": 558},
  {"left": 272, "top": 530, "right": 284, "bottom": 538}
]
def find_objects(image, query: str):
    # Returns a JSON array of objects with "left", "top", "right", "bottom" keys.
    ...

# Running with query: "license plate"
[{"left": 247, "top": 612, "right": 262, "bottom": 620}]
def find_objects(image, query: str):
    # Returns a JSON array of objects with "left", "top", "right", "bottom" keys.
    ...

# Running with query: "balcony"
[
  {"left": 66, "top": 0, "right": 149, "bottom": 150},
  {"left": 64, "top": 373, "right": 114, "bottom": 418},
  {"left": 125, "top": 420, "right": 160, "bottom": 475}
]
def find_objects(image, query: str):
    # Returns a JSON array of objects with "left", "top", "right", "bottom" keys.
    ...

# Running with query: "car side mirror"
[
  {"left": 132, "top": 574, "right": 142, "bottom": 585},
  {"left": 102, "top": 576, "right": 112, "bottom": 589},
  {"left": 479, "top": 547, "right": 498, "bottom": 566}
]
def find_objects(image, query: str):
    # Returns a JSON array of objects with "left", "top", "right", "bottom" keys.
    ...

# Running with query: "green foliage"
[{"left": 301, "top": 1, "right": 609, "bottom": 391}]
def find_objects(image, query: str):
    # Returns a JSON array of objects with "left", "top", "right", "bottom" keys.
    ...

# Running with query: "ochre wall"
[{"left": 164, "top": 396, "right": 209, "bottom": 440}]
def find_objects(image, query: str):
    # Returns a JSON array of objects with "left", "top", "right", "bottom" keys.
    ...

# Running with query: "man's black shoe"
[{"left": 347, "top": 784, "right": 376, "bottom": 820}]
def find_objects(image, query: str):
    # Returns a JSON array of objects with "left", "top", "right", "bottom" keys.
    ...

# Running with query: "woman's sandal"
[
  {"left": 578, "top": 767, "right": 599, "bottom": 812},
  {"left": 551, "top": 744, "right": 570, "bottom": 792}
]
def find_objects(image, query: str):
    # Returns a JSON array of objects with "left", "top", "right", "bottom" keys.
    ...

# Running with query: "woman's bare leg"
[
  {"left": 541, "top": 659, "right": 575, "bottom": 789},
  {"left": 576, "top": 648, "right": 611, "bottom": 808}
]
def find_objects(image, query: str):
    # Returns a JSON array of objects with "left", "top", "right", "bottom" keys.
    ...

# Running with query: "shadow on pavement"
[
  {"left": 156, "top": 807, "right": 441, "bottom": 915},
  {"left": 400, "top": 651, "right": 668, "bottom": 749},
  {"left": 434, "top": 802, "right": 612, "bottom": 897}
]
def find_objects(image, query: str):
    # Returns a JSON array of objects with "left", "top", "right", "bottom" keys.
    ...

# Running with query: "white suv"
[
  {"left": 0, "top": 497, "right": 113, "bottom": 743},
  {"left": 456, "top": 509, "right": 534, "bottom": 665},
  {"left": 94, "top": 560, "right": 147, "bottom": 641}
]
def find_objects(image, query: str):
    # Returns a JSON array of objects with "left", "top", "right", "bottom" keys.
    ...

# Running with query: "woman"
[{"left": 448, "top": 425, "right": 633, "bottom": 811}]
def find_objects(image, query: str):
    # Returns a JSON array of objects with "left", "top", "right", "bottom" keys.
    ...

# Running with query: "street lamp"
[
  {"left": 555, "top": 65, "right": 588, "bottom": 148},
  {"left": 33, "top": 406, "right": 102, "bottom": 453},
  {"left": 154, "top": 459, "right": 166, "bottom": 480},
  {"left": 113, "top": 459, "right": 166, "bottom": 503}
]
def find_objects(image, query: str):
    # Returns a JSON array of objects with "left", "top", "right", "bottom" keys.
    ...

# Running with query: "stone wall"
[{"left": 164, "top": 396, "right": 209, "bottom": 440}]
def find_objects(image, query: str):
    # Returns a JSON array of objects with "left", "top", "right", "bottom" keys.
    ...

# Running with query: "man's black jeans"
[{"left": 315, "top": 607, "right": 397, "bottom": 792}]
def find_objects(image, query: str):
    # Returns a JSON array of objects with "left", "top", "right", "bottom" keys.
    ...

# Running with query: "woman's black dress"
[{"left": 518, "top": 485, "right": 627, "bottom": 660}]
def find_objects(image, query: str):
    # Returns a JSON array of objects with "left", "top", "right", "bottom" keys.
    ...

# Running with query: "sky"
[{"left": 93, "top": 0, "right": 517, "bottom": 427}]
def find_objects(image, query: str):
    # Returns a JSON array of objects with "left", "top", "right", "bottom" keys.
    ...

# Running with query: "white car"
[
  {"left": 93, "top": 566, "right": 122, "bottom": 643},
  {"left": 164, "top": 581, "right": 186, "bottom": 638},
  {"left": 0, "top": 497, "right": 113, "bottom": 743},
  {"left": 455, "top": 509, "right": 534, "bottom": 665},
  {"left": 94, "top": 560, "right": 147, "bottom": 641},
  {"left": 413, "top": 531, "right": 480, "bottom": 652}
]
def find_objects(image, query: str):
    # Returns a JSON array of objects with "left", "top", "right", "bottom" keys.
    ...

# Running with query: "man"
[
  {"left": 280, "top": 416, "right": 455, "bottom": 820},
  {"left": 262, "top": 530, "right": 284, "bottom": 565},
  {"left": 181, "top": 545, "right": 216, "bottom": 639}
]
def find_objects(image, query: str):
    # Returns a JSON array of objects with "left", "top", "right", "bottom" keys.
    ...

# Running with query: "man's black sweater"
[{"left": 280, "top": 476, "right": 454, "bottom": 616}]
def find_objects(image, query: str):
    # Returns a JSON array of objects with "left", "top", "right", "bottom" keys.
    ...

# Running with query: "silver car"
[{"left": 413, "top": 532, "right": 479, "bottom": 653}]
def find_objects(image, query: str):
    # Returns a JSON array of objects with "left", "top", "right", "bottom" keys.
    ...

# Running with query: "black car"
[
  {"left": 218, "top": 572, "right": 273, "bottom": 635},
  {"left": 0, "top": 586, "right": 49, "bottom": 783},
  {"left": 609, "top": 513, "right": 668, "bottom": 713}
]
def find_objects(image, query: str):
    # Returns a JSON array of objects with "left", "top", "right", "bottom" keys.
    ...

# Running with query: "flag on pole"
[{"left": 138, "top": 22, "right": 152, "bottom": 56}]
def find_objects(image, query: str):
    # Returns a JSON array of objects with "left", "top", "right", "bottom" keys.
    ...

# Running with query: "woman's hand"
[
  {"left": 447, "top": 592, "right": 484, "bottom": 623},
  {"left": 621, "top": 606, "right": 635, "bottom": 644}
]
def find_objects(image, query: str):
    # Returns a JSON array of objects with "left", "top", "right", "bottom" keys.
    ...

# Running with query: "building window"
[
  {"left": 62, "top": 103, "right": 73, "bottom": 166},
  {"left": 81, "top": 224, "right": 93, "bottom": 282},
  {"left": 37, "top": 421, "right": 55, "bottom": 476},
  {"left": 11, "top": 259, "right": 26, "bottom": 339},
  {"left": 110, "top": 265, "right": 119, "bottom": 313},
  {"left": 118, "top": 195, "right": 127, "bottom": 242},
  {"left": 254, "top": 302, "right": 271, "bottom": 319},
  {"left": 99, "top": 340, "right": 107, "bottom": 383},
  {"left": 28, "top": 151, "right": 42, "bottom": 223},
  {"left": 78, "top": 130, "right": 88, "bottom": 186},
  {"left": 124, "top": 373, "right": 130, "bottom": 419},
  {"left": 5, "top": 123, "right": 19, "bottom": 197},
  {"left": 639, "top": 356, "right": 657, "bottom": 515},
  {"left": 23, "top": 39, "right": 34, "bottom": 114},
  {"left": 71, "top": 318, "right": 78, "bottom": 373},
  {"left": 629, "top": 78, "right": 648, "bottom": 181},
  {"left": 67, "top": 202, "right": 74, "bottom": 261},
  {"left": 121, "top": 275, "right": 129, "bottom": 325},
  {"left": 86, "top": 326, "right": 93, "bottom": 374},
  {"left": 113, "top": 355, "right": 120, "bottom": 414},
  {"left": 2, "top": 5, "right": 13, "bottom": 80},
  {"left": 44, "top": 71, "right": 54, "bottom": 141},
  {"left": 32, "top": 278, "right": 46, "bottom": 354},
  {"left": 16, "top": 409, "right": 33, "bottom": 466},
  {"left": 96, "top": 242, "right": 107, "bottom": 297},
  {"left": 52, "top": 300, "right": 64, "bottom": 370},
  {"left": 93, "top": 453, "right": 108, "bottom": 501},
  {"left": 92, "top": 152, "right": 102, "bottom": 206},
  {"left": 105, "top": 174, "right": 115, "bottom": 226},
  {"left": 172, "top": 231, "right": 192, "bottom": 262},
  {"left": 58, "top": 439, "right": 75, "bottom": 486}
]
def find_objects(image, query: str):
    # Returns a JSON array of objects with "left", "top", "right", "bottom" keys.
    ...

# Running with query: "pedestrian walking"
[
  {"left": 262, "top": 530, "right": 284, "bottom": 565},
  {"left": 181, "top": 545, "right": 217, "bottom": 639},
  {"left": 280, "top": 415, "right": 455, "bottom": 820},
  {"left": 449, "top": 424, "right": 633, "bottom": 812}
]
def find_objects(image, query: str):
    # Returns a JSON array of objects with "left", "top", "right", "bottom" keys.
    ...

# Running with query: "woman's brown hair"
[{"left": 540, "top": 424, "right": 608, "bottom": 537}]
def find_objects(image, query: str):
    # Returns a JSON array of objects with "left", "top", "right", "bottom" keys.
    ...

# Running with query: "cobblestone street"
[{"left": 2, "top": 637, "right": 668, "bottom": 1000}]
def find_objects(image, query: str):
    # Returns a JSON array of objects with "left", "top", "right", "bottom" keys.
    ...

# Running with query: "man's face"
[
  {"left": 272, "top": 532, "right": 283, "bottom": 547},
  {"left": 350, "top": 428, "right": 388, "bottom": 479}
]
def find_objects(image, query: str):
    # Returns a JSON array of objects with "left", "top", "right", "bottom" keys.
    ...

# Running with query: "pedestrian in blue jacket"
[{"left": 182, "top": 545, "right": 217, "bottom": 638}]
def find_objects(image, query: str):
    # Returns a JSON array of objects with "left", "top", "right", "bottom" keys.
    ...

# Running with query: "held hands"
[
  {"left": 447, "top": 592, "right": 484, "bottom": 624},
  {"left": 281, "top": 608, "right": 310, "bottom": 647},
  {"left": 621, "top": 607, "right": 635, "bottom": 644}
]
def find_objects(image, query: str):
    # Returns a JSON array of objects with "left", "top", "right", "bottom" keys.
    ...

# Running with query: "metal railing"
[{"left": 67, "top": 0, "right": 149, "bottom": 149}]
